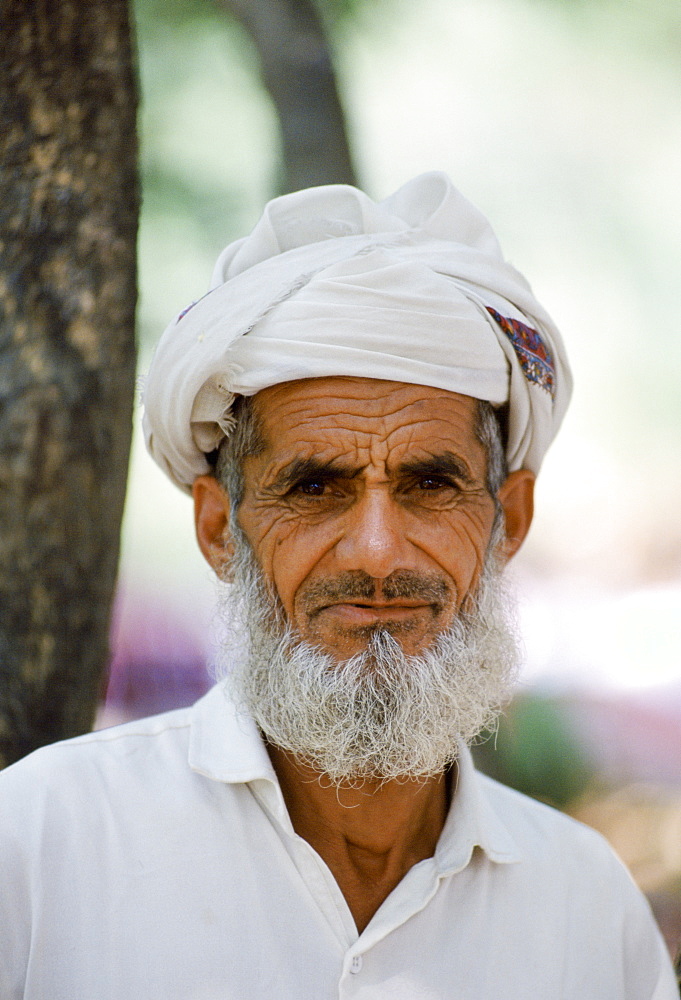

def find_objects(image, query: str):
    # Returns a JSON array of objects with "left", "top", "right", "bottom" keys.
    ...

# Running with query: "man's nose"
[{"left": 333, "top": 487, "right": 412, "bottom": 580}]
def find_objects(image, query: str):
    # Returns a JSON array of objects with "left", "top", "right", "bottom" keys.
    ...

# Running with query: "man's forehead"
[
  {"left": 250, "top": 376, "right": 481, "bottom": 426},
  {"left": 246, "top": 377, "right": 486, "bottom": 475}
]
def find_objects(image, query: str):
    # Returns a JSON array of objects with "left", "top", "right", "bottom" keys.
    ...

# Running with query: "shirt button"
[{"left": 350, "top": 955, "right": 363, "bottom": 974}]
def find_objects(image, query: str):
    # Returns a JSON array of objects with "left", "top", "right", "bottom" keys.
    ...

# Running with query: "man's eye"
[
  {"left": 295, "top": 480, "right": 327, "bottom": 496},
  {"left": 417, "top": 476, "right": 451, "bottom": 491}
]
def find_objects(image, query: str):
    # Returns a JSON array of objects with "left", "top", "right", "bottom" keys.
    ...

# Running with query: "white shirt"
[{"left": 0, "top": 682, "right": 676, "bottom": 999}]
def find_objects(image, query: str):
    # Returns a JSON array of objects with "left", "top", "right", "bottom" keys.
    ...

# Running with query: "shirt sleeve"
[
  {"left": 649, "top": 943, "right": 680, "bottom": 1000},
  {"left": 0, "top": 756, "right": 37, "bottom": 1000}
]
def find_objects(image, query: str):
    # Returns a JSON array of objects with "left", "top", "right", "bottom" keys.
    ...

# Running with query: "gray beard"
[{"left": 216, "top": 526, "right": 521, "bottom": 786}]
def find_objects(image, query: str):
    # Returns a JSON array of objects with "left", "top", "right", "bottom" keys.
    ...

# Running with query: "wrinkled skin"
[{"left": 194, "top": 376, "right": 534, "bottom": 660}]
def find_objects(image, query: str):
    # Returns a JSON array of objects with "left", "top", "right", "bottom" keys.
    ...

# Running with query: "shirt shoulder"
[
  {"left": 0, "top": 702, "right": 193, "bottom": 765},
  {"left": 473, "top": 773, "right": 678, "bottom": 997},
  {"left": 475, "top": 770, "right": 657, "bottom": 923},
  {"left": 0, "top": 705, "right": 194, "bottom": 826},
  {"left": 478, "top": 770, "right": 614, "bottom": 857}
]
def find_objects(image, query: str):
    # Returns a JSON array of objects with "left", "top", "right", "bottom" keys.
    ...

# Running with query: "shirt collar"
[
  {"left": 433, "top": 743, "right": 522, "bottom": 873},
  {"left": 188, "top": 682, "right": 294, "bottom": 828},
  {"left": 188, "top": 682, "right": 522, "bottom": 865},
  {"left": 188, "top": 681, "right": 276, "bottom": 783}
]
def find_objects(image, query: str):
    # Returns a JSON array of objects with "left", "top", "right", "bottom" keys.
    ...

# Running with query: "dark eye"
[
  {"left": 417, "top": 476, "right": 450, "bottom": 491},
  {"left": 295, "top": 479, "right": 327, "bottom": 496}
]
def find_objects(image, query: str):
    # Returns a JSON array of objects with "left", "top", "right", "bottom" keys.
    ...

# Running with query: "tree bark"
[
  {"left": 0, "top": 0, "right": 139, "bottom": 768},
  {"left": 219, "top": 0, "right": 357, "bottom": 192}
]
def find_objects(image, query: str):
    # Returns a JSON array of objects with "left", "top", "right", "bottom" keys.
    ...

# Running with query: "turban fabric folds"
[{"left": 143, "top": 173, "right": 572, "bottom": 492}]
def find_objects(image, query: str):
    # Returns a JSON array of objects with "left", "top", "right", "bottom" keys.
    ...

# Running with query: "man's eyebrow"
[
  {"left": 396, "top": 452, "right": 475, "bottom": 485},
  {"left": 268, "top": 457, "right": 360, "bottom": 492}
]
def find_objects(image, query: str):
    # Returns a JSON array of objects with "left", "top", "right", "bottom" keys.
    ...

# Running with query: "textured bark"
[
  {"left": 219, "top": 0, "right": 357, "bottom": 191},
  {"left": 0, "top": 0, "right": 139, "bottom": 767}
]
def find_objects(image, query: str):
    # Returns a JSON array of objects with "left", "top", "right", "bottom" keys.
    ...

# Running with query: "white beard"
[{"left": 216, "top": 528, "right": 521, "bottom": 786}]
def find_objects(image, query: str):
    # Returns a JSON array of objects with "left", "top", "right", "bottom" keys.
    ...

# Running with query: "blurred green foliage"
[{"left": 473, "top": 694, "right": 595, "bottom": 809}]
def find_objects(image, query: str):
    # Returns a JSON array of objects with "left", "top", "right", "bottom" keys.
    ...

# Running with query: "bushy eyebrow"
[
  {"left": 396, "top": 452, "right": 475, "bottom": 486},
  {"left": 268, "top": 457, "right": 360, "bottom": 493},
  {"left": 267, "top": 451, "right": 475, "bottom": 493}
]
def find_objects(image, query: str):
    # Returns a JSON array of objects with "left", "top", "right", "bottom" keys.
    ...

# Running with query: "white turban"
[{"left": 143, "top": 172, "right": 572, "bottom": 492}]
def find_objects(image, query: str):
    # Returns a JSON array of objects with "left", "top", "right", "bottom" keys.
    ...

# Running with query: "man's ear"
[
  {"left": 192, "top": 475, "right": 234, "bottom": 576},
  {"left": 496, "top": 469, "right": 535, "bottom": 563}
]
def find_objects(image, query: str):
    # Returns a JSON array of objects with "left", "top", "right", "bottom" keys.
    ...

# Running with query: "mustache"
[{"left": 298, "top": 570, "right": 452, "bottom": 615}]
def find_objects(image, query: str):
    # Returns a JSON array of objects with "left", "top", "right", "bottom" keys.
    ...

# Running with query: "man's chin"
[
  {"left": 300, "top": 617, "right": 447, "bottom": 662},
  {"left": 297, "top": 614, "right": 447, "bottom": 663}
]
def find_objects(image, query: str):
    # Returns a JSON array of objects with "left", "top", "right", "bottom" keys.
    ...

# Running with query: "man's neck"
[{"left": 267, "top": 744, "right": 451, "bottom": 934}]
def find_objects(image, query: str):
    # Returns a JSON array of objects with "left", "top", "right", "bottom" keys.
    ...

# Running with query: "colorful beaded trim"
[{"left": 486, "top": 306, "right": 555, "bottom": 398}]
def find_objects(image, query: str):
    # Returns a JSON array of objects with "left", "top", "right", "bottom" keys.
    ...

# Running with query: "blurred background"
[{"left": 100, "top": 0, "right": 681, "bottom": 953}]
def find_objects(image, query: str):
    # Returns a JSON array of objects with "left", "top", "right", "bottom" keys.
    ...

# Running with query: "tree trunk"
[
  {"left": 0, "top": 0, "right": 139, "bottom": 768},
  {"left": 219, "top": 0, "right": 357, "bottom": 192}
]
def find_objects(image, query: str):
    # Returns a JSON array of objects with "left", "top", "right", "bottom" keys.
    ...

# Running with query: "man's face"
[
  {"left": 235, "top": 377, "right": 499, "bottom": 660},
  {"left": 193, "top": 376, "right": 534, "bottom": 781}
]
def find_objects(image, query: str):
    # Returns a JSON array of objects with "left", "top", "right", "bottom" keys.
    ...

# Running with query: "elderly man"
[{"left": 0, "top": 174, "right": 676, "bottom": 998}]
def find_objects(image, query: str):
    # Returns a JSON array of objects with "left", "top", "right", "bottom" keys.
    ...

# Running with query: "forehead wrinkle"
[
  {"left": 382, "top": 420, "right": 482, "bottom": 481},
  {"left": 383, "top": 406, "right": 476, "bottom": 441},
  {"left": 255, "top": 379, "right": 477, "bottom": 436},
  {"left": 258, "top": 382, "right": 453, "bottom": 433}
]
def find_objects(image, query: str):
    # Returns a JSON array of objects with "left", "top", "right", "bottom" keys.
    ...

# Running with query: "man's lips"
[
  {"left": 297, "top": 571, "right": 452, "bottom": 622},
  {"left": 314, "top": 601, "right": 435, "bottom": 625}
]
